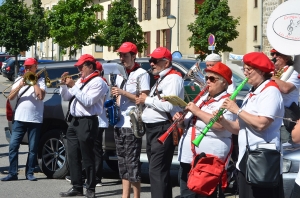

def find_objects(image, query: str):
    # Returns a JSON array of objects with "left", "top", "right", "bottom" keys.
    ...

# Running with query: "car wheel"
[
  {"left": 38, "top": 129, "right": 69, "bottom": 179},
  {"left": 105, "top": 159, "right": 119, "bottom": 173}
]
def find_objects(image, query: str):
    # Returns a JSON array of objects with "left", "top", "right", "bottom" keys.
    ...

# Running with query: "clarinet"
[
  {"left": 104, "top": 73, "right": 120, "bottom": 126},
  {"left": 192, "top": 78, "right": 249, "bottom": 147}
]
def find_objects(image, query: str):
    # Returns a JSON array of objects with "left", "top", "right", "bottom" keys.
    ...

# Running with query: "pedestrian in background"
[{"left": 1, "top": 58, "right": 46, "bottom": 182}]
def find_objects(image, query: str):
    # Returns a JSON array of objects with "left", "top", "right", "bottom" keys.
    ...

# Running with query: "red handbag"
[
  {"left": 187, "top": 152, "right": 229, "bottom": 196},
  {"left": 186, "top": 99, "right": 232, "bottom": 196}
]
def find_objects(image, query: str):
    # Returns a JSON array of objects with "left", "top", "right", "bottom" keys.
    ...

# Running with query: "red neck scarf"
[
  {"left": 126, "top": 63, "right": 140, "bottom": 75},
  {"left": 81, "top": 71, "right": 99, "bottom": 83}
]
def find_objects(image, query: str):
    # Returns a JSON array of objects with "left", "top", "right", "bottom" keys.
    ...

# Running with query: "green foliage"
[
  {"left": 103, "top": 0, "right": 147, "bottom": 53},
  {"left": 29, "top": 0, "right": 49, "bottom": 43},
  {"left": 46, "top": 0, "right": 105, "bottom": 57},
  {"left": 188, "top": 0, "right": 240, "bottom": 60},
  {"left": 0, "top": 0, "right": 35, "bottom": 56}
]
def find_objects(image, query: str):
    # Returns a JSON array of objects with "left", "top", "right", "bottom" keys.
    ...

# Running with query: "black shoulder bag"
[{"left": 239, "top": 129, "right": 281, "bottom": 188}]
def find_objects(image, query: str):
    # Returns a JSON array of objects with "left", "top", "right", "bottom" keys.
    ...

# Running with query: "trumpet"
[{"left": 49, "top": 73, "right": 81, "bottom": 87}]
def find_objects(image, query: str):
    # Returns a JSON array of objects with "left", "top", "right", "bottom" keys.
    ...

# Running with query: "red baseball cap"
[
  {"left": 116, "top": 42, "right": 138, "bottom": 54},
  {"left": 96, "top": 61, "right": 103, "bottom": 72},
  {"left": 205, "top": 62, "right": 232, "bottom": 85},
  {"left": 148, "top": 47, "right": 172, "bottom": 62},
  {"left": 74, "top": 54, "right": 96, "bottom": 66},
  {"left": 24, "top": 58, "right": 37, "bottom": 66},
  {"left": 243, "top": 52, "right": 274, "bottom": 73},
  {"left": 270, "top": 48, "right": 277, "bottom": 53}
]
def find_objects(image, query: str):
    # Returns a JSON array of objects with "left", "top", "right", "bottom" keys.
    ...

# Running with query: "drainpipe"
[
  {"left": 177, "top": 0, "right": 179, "bottom": 51},
  {"left": 260, "top": 0, "right": 263, "bottom": 52}
]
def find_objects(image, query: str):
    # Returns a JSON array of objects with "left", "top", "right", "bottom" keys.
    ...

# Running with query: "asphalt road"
[{"left": 0, "top": 73, "right": 238, "bottom": 198}]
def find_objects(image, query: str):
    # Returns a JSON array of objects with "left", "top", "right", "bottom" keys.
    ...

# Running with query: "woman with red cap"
[
  {"left": 173, "top": 62, "right": 235, "bottom": 197},
  {"left": 219, "top": 52, "right": 284, "bottom": 198}
]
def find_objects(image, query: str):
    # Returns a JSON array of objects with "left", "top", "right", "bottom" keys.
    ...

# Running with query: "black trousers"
[
  {"left": 145, "top": 122, "right": 175, "bottom": 198},
  {"left": 66, "top": 116, "right": 98, "bottom": 191},
  {"left": 238, "top": 171, "right": 284, "bottom": 198},
  {"left": 94, "top": 128, "right": 105, "bottom": 181}
]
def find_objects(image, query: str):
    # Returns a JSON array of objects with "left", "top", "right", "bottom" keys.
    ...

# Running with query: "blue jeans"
[{"left": 9, "top": 120, "right": 42, "bottom": 176}]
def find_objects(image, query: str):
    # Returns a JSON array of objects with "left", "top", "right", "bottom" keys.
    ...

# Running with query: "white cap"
[{"left": 204, "top": 53, "right": 221, "bottom": 62}]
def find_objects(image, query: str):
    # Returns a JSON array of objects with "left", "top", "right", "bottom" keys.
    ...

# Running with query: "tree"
[
  {"left": 102, "top": 0, "right": 147, "bottom": 53},
  {"left": 188, "top": 0, "right": 240, "bottom": 60},
  {"left": 0, "top": 0, "right": 35, "bottom": 78},
  {"left": 46, "top": 0, "right": 105, "bottom": 59},
  {"left": 29, "top": 0, "right": 49, "bottom": 58}
]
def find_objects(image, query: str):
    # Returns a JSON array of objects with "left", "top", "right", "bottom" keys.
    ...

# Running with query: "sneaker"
[
  {"left": 96, "top": 182, "right": 102, "bottom": 187},
  {"left": 65, "top": 176, "right": 71, "bottom": 182}
]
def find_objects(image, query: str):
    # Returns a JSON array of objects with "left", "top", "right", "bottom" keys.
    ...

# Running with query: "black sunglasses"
[
  {"left": 271, "top": 52, "right": 282, "bottom": 57},
  {"left": 205, "top": 76, "right": 219, "bottom": 82},
  {"left": 149, "top": 58, "right": 167, "bottom": 64}
]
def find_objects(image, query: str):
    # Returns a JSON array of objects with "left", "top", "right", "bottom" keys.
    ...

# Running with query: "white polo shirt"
[
  {"left": 236, "top": 80, "right": 284, "bottom": 173},
  {"left": 178, "top": 91, "right": 236, "bottom": 164},
  {"left": 115, "top": 68, "right": 150, "bottom": 128}
]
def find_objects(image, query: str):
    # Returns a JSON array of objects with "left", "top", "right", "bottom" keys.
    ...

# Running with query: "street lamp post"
[{"left": 167, "top": 15, "right": 176, "bottom": 53}]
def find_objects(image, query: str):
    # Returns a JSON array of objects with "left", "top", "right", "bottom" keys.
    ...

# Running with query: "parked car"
[
  {"left": 4, "top": 58, "right": 249, "bottom": 179},
  {"left": 2, "top": 57, "right": 55, "bottom": 81},
  {"left": 0, "top": 54, "right": 14, "bottom": 71}
]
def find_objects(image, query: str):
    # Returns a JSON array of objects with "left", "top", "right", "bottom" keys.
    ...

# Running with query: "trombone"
[
  {"left": 2, "top": 67, "right": 50, "bottom": 99},
  {"left": 49, "top": 73, "right": 81, "bottom": 87}
]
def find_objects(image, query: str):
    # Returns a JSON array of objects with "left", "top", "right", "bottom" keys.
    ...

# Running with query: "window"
[
  {"left": 195, "top": 0, "right": 205, "bottom": 14},
  {"left": 96, "top": 11, "right": 103, "bottom": 20},
  {"left": 143, "top": 32, "right": 151, "bottom": 57},
  {"left": 162, "top": 29, "right": 171, "bottom": 50},
  {"left": 143, "top": 0, "right": 151, "bottom": 20},
  {"left": 254, "top": 0, "right": 258, "bottom": 8},
  {"left": 95, "top": 45, "right": 103, "bottom": 52},
  {"left": 253, "top": 26, "right": 257, "bottom": 41},
  {"left": 161, "top": 0, "right": 170, "bottom": 17}
]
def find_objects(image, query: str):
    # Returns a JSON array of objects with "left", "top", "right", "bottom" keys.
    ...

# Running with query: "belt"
[
  {"left": 73, "top": 115, "right": 97, "bottom": 119},
  {"left": 145, "top": 120, "right": 170, "bottom": 128}
]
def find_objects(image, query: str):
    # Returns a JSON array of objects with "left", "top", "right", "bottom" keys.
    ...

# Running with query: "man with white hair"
[{"left": 204, "top": 53, "right": 236, "bottom": 94}]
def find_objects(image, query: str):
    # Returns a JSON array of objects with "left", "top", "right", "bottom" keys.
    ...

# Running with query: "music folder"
[{"left": 162, "top": 95, "right": 187, "bottom": 107}]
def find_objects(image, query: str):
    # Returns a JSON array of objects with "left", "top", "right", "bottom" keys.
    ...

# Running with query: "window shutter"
[
  {"left": 131, "top": 0, "right": 134, "bottom": 7},
  {"left": 108, "top": 4, "right": 111, "bottom": 11},
  {"left": 147, "top": 0, "right": 151, "bottom": 20},
  {"left": 195, "top": 0, "right": 205, "bottom": 14},
  {"left": 166, "top": 0, "right": 171, "bottom": 16},
  {"left": 157, "top": 0, "right": 160, "bottom": 18},
  {"left": 166, "top": 29, "right": 171, "bottom": 50},
  {"left": 138, "top": 0, "right": 142, "bottom": 22},
  {"left": 156, "top": 30, "right": 160, "bottom": 48}
]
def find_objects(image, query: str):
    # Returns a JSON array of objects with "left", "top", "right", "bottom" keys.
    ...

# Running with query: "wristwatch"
[{"left": 237, "top": 109, "right": 243, "bottom": 117}]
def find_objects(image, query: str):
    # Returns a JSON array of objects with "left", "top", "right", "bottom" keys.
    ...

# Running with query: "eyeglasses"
[
  {"left": 24, "top": 65, "right": 34, "bottom": 70},
  {"left": 149, "top": 58, "right": 167, "bottom": 64},
  {"left": 242, "top": 67, "right": 253, "bottom": 73},
  {"left": 205, "top": 76, "right": 220, "bottom": 82},
  {"left": 119, "top": 53, "right": 130, "bottom": 58},
  {"left": 271, "top": 52, "right": 282, "bottom": 57},
  {"left": 77, "top": 64, "right": 86, "bottom": 70},
  {"left": 206, "top": 64, "right": 215, "bottom": 67}
]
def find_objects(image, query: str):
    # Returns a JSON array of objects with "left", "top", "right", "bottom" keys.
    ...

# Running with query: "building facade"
[{"left": 26, "top": 0, "right": 286, "bottom": 61}]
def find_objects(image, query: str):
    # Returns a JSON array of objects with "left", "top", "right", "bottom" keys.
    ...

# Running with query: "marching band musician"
[
  {"left": 290, "top": 120, "right": 300, "bottom": 198},
  {"left": 1, "top": 58, "right": 46, "bottom": 182},
  {"left": 218, "top": 52, "right": 284, "bottom": 198},
  {"left": 111, "top": 42, "right": 150, "bottom": 198},
  {"left": 270, "top": 48, "right": 300, "bottom": 147},
  {"left": 174, "top": 63, "right": 235, "bottom": 198},
  {"left": 59, "top": 54, "right": 108, "bottom": 198},
  {"left": 137, "top": 47, "right": 184, "bottom": 198}
]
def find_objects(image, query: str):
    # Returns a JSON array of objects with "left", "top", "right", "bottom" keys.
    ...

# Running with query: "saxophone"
[
  {"left": 104, "top": 73, "right": 120, "bottom": 126},
  {"left": 129, "top": 70, "right": 150, "bottom": 138},
  {"left": 274, "top": 67, "right": 285, "bottom": 78}
]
